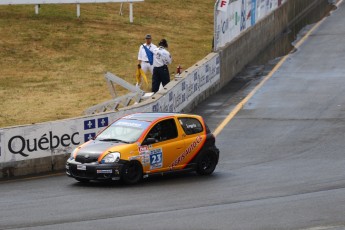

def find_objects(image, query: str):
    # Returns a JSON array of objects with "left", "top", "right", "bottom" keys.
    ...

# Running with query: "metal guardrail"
[
  {"left": 104, "top": 72, "right": 143, "bottom": 98},
  {"left": 84, "top": 72, "right": 150, "bottom": 115}
]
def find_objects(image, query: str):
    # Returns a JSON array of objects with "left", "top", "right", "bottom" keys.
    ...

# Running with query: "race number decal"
[{"left": 150, "top": 148, "right": 163, "bottom": 170}]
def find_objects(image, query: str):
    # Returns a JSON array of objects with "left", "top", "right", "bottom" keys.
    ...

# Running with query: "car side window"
[
  {"left": 178, "top": 118, "right": 203, "bottom": 135},
  {"left": 145, "top": 119, "right": 178, "bottom": 143}
]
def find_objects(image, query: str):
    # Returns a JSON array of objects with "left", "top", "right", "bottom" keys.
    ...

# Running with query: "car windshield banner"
[{"left": 114, "top": 119, "right": 150, "bottom": 129}]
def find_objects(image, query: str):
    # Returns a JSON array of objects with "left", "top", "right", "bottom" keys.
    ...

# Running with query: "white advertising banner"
[
  {"left": 217, "top": 0, "right": 230, "bottom": 12},
  {"left": 214, "top": 0, "right": 287, "bottom": 50},
  {"left": 0, "top": 54, "right": 220, "bottom": 164},
  {"left": 1, "top": 114, "right": 118, "bottom": 163},
  {"left": 150, "top": 54, "right": 220, "bottom": 114}
]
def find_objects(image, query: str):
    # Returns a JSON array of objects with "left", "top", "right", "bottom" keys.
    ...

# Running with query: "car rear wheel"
[
  {"left": 196, "top": 151, "right": 218, "bottom": 175},
  {"left": 121, "top": 161, "right": 143, "bottom": 185}
]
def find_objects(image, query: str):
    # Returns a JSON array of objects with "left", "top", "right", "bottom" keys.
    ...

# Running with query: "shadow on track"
[{"left": 68, "top": 171, "right": 224, "bottom": 189}]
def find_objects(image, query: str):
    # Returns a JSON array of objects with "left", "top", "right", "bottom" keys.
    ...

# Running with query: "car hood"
[{"left": 76, "top": 140, "right": 125, "bottom": 157}]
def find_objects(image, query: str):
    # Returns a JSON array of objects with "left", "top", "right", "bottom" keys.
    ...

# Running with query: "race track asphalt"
[{"left": 1, "top": 2, "right": 345, "bottom": 230}]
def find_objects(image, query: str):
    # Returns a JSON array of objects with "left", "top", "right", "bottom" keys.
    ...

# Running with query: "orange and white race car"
[{"left": 66, "top": 113, "right": 219, "bottom": 184}]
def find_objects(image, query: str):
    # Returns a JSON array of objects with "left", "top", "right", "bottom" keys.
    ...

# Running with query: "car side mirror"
[{"left": 143, "top": 138, "right": 157, "bottom": 145}]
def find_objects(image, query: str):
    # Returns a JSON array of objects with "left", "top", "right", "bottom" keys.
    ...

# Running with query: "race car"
[{"left": 66, "top": 113, "right": 219, "bottom": 184}]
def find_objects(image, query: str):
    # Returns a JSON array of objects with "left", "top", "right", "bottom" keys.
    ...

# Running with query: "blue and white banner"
[
  {"left": 214, "top": 0, "right": 287, "bottom": 50},
  {"left": 0, "top": 114, "right": 118, "bottom": 163}
]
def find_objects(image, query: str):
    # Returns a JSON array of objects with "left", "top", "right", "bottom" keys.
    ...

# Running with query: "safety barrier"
[
  {"left": 0, "top": 53, "right": 220, "bottom": 178},
  {"left": 214, "top": 0, "right": 288, "bottom": 51}
]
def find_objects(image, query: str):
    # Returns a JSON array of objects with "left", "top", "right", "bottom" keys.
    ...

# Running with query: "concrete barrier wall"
[
  {"left": 219, "top": 0, "right": 330, "bottom": 86},
  {"left": 0, "top": 0, "right": 331, "bottom": 179}
]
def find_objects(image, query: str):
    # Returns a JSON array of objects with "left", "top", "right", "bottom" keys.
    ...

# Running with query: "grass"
[{"left": 0, "top": 0, "right": 214, "bottom": 128}]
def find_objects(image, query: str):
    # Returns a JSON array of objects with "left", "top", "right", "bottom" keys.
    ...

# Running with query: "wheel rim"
[{"left": 201, "top": 155, "right": 214, "bottom": 170}]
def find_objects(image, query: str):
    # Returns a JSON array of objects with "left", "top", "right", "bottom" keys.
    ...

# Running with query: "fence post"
[
  {"left": 129, "top": 2, "right": 133, "bottom": 23},
  {"left": 76, "top": 4, "right": 80, "bottom": 18},
  {"left": 35, "top": 4, "right": 39, "bottom": 15}
]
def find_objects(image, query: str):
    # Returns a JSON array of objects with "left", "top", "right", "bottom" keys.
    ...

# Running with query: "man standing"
[
  {"left": 138, "top": 34, "right": 157, "bottom": 77},
  {"left": 152, "top": 39, "right": 172, "bottom": 93}
]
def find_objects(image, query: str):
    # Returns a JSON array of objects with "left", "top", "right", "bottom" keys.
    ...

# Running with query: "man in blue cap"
[{"left": 137, "top": 34, "right": 157, "bottom": 83}]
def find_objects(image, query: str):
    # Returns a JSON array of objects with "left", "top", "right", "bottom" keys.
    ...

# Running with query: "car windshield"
[{"left": 96, "top": 119, "right": 150, "bottom": 143}]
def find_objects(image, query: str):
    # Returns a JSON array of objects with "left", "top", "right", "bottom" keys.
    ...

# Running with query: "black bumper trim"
[{"left": 66, "top": 160, "right": 125, "bottom": 181}]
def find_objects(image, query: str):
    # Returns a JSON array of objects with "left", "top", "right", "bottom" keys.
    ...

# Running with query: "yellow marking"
[{"left": 213, "top": 15, "right": 328, "bottom": 137}]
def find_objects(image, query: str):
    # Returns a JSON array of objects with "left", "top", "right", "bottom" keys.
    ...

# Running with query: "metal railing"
[
  {"left": 84, "top": 72, "right": 153, "bottom": 115},
  {"left": 0, "top": 0, "right": 144, "bottom": 22}
]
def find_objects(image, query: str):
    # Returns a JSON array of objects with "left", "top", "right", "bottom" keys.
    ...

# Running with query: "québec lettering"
[{"left": 8, "top": 132, "right": 80, "bottom": 157}]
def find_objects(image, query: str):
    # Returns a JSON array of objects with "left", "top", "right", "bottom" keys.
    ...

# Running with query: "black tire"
[
  {"left": 121, "top": 161, "right": 143, "bottom": 185},
  {"left": 196, "top": 151, "right": 218, "bottom": 175},
  {"left": 75, "top": 178, "right": 90, "bottom": 183}
]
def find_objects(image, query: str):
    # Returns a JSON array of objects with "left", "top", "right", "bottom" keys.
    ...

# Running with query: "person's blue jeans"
[{"left": 152, "top": 65, "right": 170, "bottom": 93}]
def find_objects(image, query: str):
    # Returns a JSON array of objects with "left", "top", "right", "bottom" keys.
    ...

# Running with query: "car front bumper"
[{"left": 66, "top": 159, "right": 125, "bottom": 181}]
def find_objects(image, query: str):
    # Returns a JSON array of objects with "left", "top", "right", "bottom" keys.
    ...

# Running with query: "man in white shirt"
[
  {"left": 138, "top": 34, "right": 157, "bottom": 76},
  {"left": 152, "top": 39, "right": 172, "bottom": 93}
]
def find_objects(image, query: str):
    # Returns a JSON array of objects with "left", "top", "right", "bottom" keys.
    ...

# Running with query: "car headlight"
[
  {"left": 101, "top": 152, "right": 121, "bottom": 163},
  {"left": 70, "top": 148, "right": 78, "bottom": 160}
]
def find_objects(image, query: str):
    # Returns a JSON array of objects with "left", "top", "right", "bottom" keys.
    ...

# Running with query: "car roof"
[{"left": 122, "top": 113, "right": 178, "bottom": 122}]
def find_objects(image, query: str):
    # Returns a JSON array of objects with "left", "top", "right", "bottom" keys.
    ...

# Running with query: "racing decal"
[
  {"left": 77, "top": 165, "right": 86, "bottom": 170},
  {"left": 142, "top": 153, "right": 150, "bottom": 165},
  {"left": 149, "top": 148, "right": 163, "bottom": 170},
  {"left": 129, "top": 154, "right": 150, "bottom": 166},
  {"left": 116, "top": 120, "right": 146, "bottom": 128},
  {"left": 138, "top": 145, "right": 153, "bottom": 154},
  {"left": 129, "top": 155, "right": 140, "bottom": 160},
  {"left": 138, "top": 145, "right": 149, "bottom": 153},
  {"left": 171, "top": 136, "right": 203, "bottom": 167},
  {"left": 97, "top": 169, "right": 112, "bottom": 174}
]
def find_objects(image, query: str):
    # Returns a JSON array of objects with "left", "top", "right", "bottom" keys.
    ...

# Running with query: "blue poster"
[
  {"left": 240, "top": 0, "right": 246, "bottom": 31},
  {"left": 251, "top": 0, "right": 256, "bottom": 26}
]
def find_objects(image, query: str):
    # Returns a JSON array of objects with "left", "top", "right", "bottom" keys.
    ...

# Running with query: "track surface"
[{"left": 1, "top": 3, "right": 345, "bottom": 230}]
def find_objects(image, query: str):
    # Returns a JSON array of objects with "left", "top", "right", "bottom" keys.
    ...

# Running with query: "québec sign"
[
  {"left": 0, "top": 116, "right": 114, "bottom": 163},
  {"left": 8, "top": 132, "right": 80, "bottom": 157}
]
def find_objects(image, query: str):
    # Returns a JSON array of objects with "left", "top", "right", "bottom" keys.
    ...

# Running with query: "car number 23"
[{"left": 149, "top": 148, "right": 163, "bottom": 169}]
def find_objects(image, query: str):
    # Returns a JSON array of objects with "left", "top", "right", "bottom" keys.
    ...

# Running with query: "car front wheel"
[{"left": 121, "top": 161, "right": 143, "bottom": 185}]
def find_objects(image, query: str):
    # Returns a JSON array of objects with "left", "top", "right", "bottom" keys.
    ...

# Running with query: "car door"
[
  {"left": 141, "top": 118, "right": 185, "bottom": 173},
  {"left": 170, "top": 117, "right": 206, "bottom": 170}
]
